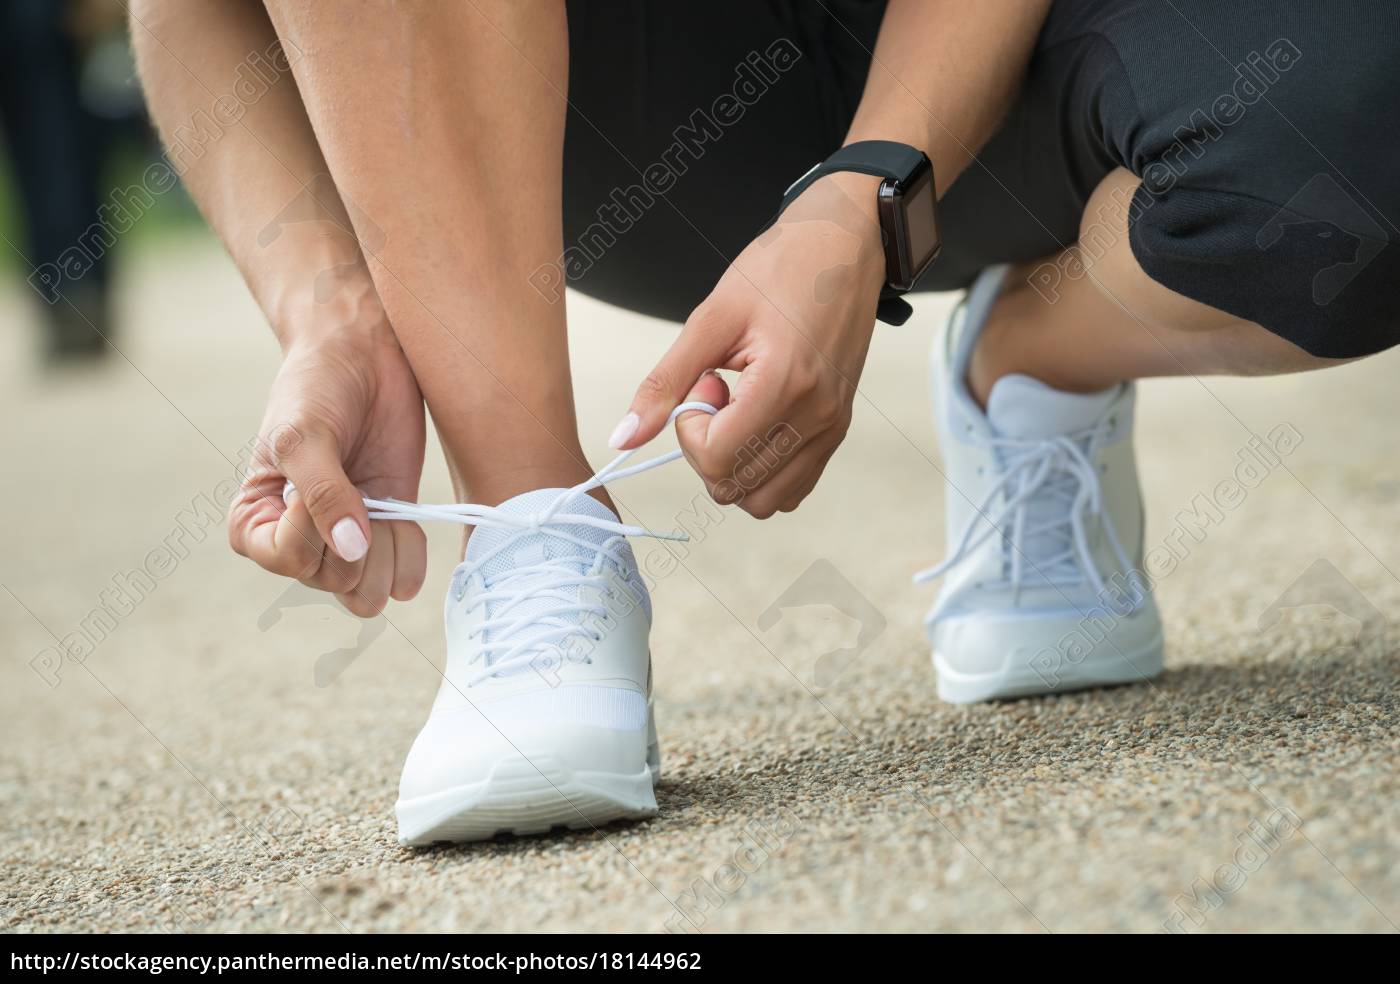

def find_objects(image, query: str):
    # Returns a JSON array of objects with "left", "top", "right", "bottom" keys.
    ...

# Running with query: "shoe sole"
[
  {"left": 934, "top": 631, "right": 1164, "bottom": 704},
  {"left": 395, "top": 706, "right": 661, "bottom": 846}
]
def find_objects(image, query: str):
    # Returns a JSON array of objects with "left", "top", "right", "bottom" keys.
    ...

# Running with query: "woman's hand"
[
  {"left": 229, "top": 296, "right": 427, "bottom": 617},
  {"left": 606, "top": 0, "right": 1054, "bottom": 518},
  {"left": 614, "top": 173, "right": 887, "bottom": 517}
]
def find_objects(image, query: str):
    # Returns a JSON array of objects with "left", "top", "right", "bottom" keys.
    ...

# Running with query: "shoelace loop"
[
  {"left": 360, "top": 401, "right": 717, "bottom": 536},
  {"left": 913, "top": 419, "right": 1140, "bottom": 619},
  {"left": 358, "top": 402, "right": 718, "bottom": 684}
]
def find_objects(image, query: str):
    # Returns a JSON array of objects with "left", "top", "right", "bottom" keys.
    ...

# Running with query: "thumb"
[
  {"left": 280, "top": 428, "right": 371, "bottom": 563},
  {"left": 611, "top": 304, "right": 733, "bottom": 450},
  {"left": 674, "top": 369, "right": 731, "bottom": 455}
]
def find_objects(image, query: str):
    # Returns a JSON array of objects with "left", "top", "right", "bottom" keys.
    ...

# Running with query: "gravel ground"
[{"left": 2, "top": 237, "right": 1397, "bottom": 933}]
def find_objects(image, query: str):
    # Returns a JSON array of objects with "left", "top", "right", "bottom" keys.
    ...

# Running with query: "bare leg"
[
  {"left": 260, "top": 0, "right": 603, "bottom": 516},
  {"left": 132, "top": 0, "right": 429, "bottom": 616},
  {"left": 130, "top": 0, "right": 372, "bottom": 338},
  {"left": 968, "top": 168, "right": 1355, "bottom": 405}
]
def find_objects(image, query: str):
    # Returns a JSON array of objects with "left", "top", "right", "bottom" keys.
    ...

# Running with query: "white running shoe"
[
  {"left": 375, "top": 402, "right": 717, "bottom": 844},
  {"left": 393, "top": 489, "right": 658, "bottom": 844},
  {"left": 916, "top": 266, "right": 1164, "bottom": 703}
]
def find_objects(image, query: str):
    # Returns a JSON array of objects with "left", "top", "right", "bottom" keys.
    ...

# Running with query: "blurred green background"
[
  {"left": 0, "top": 134, "right": 202, "bottom": 265},
  {"left": 0, "top": 0, "right": 205, "bottom": 361}
]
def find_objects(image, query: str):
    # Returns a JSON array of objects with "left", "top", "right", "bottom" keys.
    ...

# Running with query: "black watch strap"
[
  {"left": 769, "top": 141, "right": 923, "bottom": 326},
  {"left": 874, "top": 295, "right": 915, "bottom": 327},
  {"left": 778, "top": 140, "right": 927, "bottom": 212}
]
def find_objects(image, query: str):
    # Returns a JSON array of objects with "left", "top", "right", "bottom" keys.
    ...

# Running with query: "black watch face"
[
  {"left": 901, "top": 166, "right": 940, "bottom": 281},
  {"left": 878, "top": 158, "right": 940, "bottom": 291}
]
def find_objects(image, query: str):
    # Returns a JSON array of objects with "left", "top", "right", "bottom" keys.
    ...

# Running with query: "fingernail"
[
  {"left": 608, "top": 412, "right": 640, "bottom": 449},
  {"left": 331, "top": 517, "right": 368, "bottom": 562}
]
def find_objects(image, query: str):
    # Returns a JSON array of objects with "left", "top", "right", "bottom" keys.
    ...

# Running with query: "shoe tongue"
[
  {"left": 465, "top": 489, "right": 619, "bottom": 580},
  {"left": 986, "top": 374, "right": 1116, "bottom": 440},
  {"left": 984, "top": 375, "right": 1117, "bottom": 583}
]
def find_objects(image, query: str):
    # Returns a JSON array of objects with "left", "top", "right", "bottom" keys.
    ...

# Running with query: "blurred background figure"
[{"left": 0, "top": 0, "right": 163, "bottom": 364}]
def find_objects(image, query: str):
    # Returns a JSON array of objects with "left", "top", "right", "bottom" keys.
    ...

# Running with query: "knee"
[
  {"left": 1067, "top": 167, "right": 1394, "bottom": 370},
  {"left": 1018, "top": 168, "right": 1142, "bottom": 310},
  {"left": 1059, "top": 168, "right": 1219, "bottom": 332},
  {"left": 1123, "top": 29, "right": 1400, "bottom": 358},
  {"left": 1195, "top": 324, "right": 1359, "bottom": 377}
]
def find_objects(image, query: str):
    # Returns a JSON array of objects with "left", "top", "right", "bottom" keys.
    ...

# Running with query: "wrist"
[
  {"left": 777, "top": 171, "right": 887, "bottom": 296},
  {"left": 843, "top": 119, "right": 958, "bottom": 201},
  {"left": 269, "top": 275, "right": 392, "bottom": 358}
]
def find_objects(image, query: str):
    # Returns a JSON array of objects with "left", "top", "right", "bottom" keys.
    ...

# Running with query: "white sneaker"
[
  {"left": 394, "top": 488, "right": 660, "bottom": 844},
  {"left": 916, "top": 265, "right": 1164, "bottom": 703}
]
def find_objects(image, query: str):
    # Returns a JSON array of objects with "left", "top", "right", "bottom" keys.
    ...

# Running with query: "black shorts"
[{"left": 562, "top": 0, "right": 1400, "bottom": 359}]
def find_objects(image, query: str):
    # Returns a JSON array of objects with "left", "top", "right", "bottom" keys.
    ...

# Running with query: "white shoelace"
[
  {"left": 913, "top": 420, "right": 1139, "bottom": 619},
  {"left": 362, "top": 402, "right": 718, "bottom": 685}
]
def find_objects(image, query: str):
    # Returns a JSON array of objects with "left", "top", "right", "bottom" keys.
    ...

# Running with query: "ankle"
[
  {"left": 966, "top": 274, "right": 1129, "bottom": 407},
  {"left": 967, "top": 280, "right": 1038, "bottom": 408},
  {"left": 459, "top": 474, "right": 616, "bottom": 515},
  {"left": 452, "top": 459, "right": 616, "bottom": 514},
  {"left": 966, "top": 307, "right": 1015, "bottom": 408},
  {"left": 453, "top": 471, "right": 616, "bottom": 560}
]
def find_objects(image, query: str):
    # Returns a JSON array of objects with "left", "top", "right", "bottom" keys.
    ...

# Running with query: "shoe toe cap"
[
  {"left": 397, "top": 686, "right": 649, "bottom": 802},
  {"left": 932, "top": 601, "right": 1163, "bottom": 685}
]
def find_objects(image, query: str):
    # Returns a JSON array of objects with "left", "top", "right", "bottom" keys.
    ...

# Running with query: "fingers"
[
  {"left": 229, "top": 437, "right": 385, "bottom": 607},
  {"left": 236, "top": 479, "right": 418, "bottom": 614},
  {"left": 278, "top": 428, "right": 372, "bottom": 564},
  {"left": 338, "top": 521, "right": 394, "bottom": 618},
  {"left": 734, "top": 439, "right": 836, "bottom": 519},
  {"left": 234, "top": 478, "right": 366, "bottom": 593},
  {"left": 673, "top": 370, "right": 730, "bottom": 454},
  {"left": 614, "top": 301, "right": 738, "bottom": 450},
  {"left": 234, "top": 477, "right": 324, "bottom": 580},
  {"left": 283, "top": 489, "right": 367, "bottom": 593},
  {"left": 705, "top": 360, "right": 804, "bottom": 483},
  {"left": 676, "top": 364, "right": 813, "bottom": 506},
  {"left": 389, "top": 519, "right": 428, "bottom": 602},
  {"left": 228, "top": 419, "right": 423, "bottom": 617}
]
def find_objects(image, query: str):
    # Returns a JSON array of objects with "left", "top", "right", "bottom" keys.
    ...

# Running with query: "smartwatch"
[{"left": 770, "top": 140, "right": 940, "bottom": 326}]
